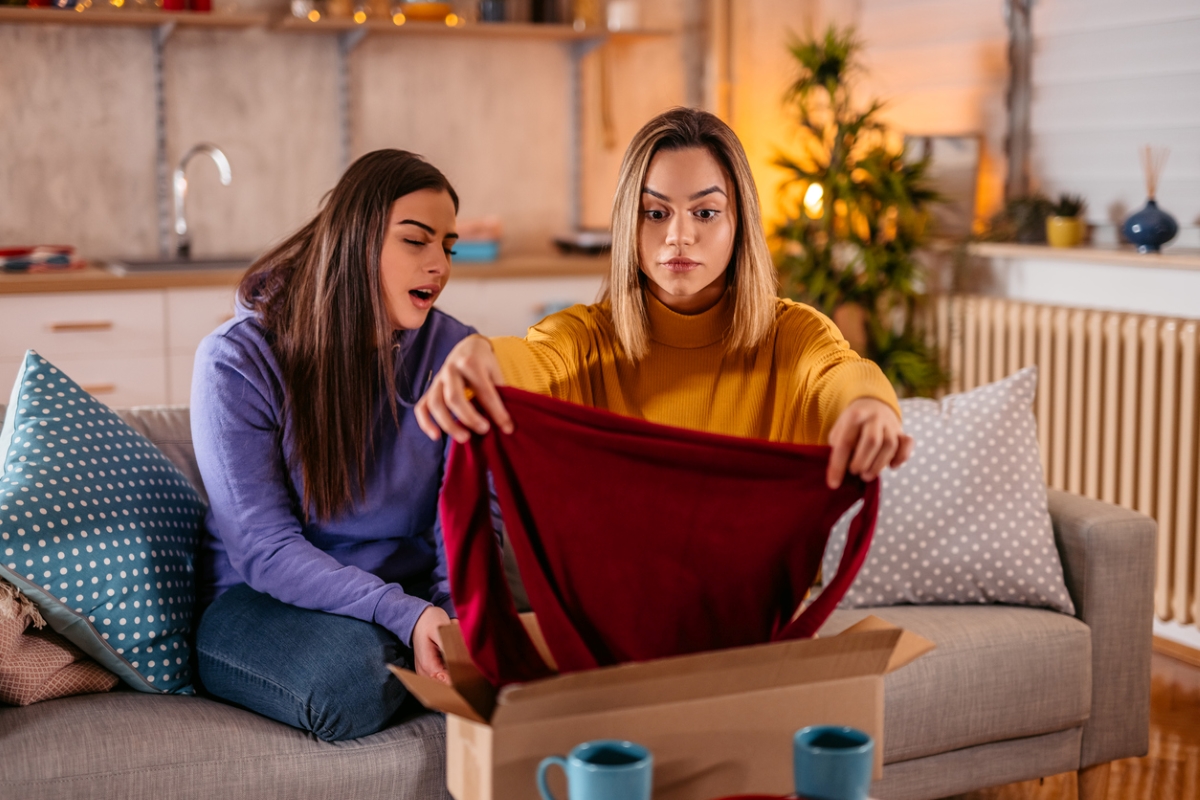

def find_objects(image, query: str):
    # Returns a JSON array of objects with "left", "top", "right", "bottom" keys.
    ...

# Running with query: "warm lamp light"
[
  {"left": 803, "top": 183, "right": 824, "bottom": 219},
  {"left": 307, "top": 8, "right": 320, "bottom": 20},
  {"left": 392, "top": 11, "right": 406, "bottom": 24},
  {"left": 353, "top": 9, "right": 366, "bottom": 22},
  {"left": 445, "top": 12, "right": 458, "bottom": 25}
]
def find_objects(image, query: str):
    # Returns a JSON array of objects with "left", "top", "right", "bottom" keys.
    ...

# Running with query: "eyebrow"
[
  {"left": 642, "top": 186, "right": 727, "bottom": 202},
  {"left": 397, "top": 219, "right": 459, "bottom": 240}
]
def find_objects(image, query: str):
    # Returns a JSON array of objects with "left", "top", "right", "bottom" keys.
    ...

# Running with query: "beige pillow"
[{"left": 822, "top": 367, "right": 1075, "bottom": 613}]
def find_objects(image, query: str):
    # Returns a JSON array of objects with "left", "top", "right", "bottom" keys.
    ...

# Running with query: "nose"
[
  {"left": 665, "top": 212, "right": 695, "bottom": 247},
  {"left": 426, "top": 246, "right": 451, "bottom": 276}
]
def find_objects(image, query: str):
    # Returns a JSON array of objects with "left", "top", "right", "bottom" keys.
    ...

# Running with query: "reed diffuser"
[{"left": 1122, "top": 145, "right": 1178, "bottom": 253}]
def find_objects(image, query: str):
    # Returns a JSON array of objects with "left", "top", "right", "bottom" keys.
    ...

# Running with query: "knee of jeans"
[{"left": 306, "top": 677, "right": 406, "bottom": 742}]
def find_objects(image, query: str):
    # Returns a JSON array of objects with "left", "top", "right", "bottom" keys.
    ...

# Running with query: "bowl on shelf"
[
  {"left": 399, "top": 1, "right": 452, "bottom": 21},
  {"left": 552, "top": 229, "right": 611, "bottom": 256},
  {"left": 452, "top": 240, "right": 500, "bottom": 263}
]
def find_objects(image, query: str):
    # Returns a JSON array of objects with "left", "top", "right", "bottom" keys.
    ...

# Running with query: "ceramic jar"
[{"left": 1123, "top": 199, "right": 1178, "bottom": 253}]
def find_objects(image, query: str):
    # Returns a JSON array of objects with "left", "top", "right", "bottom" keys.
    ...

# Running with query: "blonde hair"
[{"left": 605, "top": 107, "right": 778, "bottom": 360}]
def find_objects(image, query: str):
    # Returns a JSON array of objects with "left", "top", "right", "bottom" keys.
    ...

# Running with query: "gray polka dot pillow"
[
  {"left": 0, "top": 350, "right": 206, "bottom": 694},
  {"left": 822, "top": 366, "right": 1075, "bottom": 614}
]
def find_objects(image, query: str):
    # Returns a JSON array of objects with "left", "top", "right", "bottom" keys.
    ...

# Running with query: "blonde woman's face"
[
  {"left": 638, "top": 146, "right": 736, "bottom": 314},
  {"left": 379, "top": 189, "right": 458, "bottom": 330}
]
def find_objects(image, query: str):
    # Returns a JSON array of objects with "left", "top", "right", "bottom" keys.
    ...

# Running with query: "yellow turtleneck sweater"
[{"left": 490, "top": 290, "right": 900, "bottom": 445}]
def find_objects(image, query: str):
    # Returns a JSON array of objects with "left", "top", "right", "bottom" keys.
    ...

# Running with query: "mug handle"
[{"left": 537, "top": 755, "right": 569, "bottom": 800}]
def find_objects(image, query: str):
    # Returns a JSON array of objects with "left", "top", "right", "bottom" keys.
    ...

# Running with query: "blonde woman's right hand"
[{"left": 415, "top": 334, "right": 514, "bottom": 443}]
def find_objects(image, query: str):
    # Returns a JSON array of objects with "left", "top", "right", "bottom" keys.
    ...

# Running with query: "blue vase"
[{"left": 1122, "top": 199, "right": 1178, "bottom": 253}]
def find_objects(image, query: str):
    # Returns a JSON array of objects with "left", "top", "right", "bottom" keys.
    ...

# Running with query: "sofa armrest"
[{"left": 1047, "top": 488, "right": 1155, "bottom": 768}]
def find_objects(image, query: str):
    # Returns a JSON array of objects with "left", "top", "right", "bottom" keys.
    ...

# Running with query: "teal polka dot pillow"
[{"left": 0, "top": 350, "right": 206, "bottom": 694}]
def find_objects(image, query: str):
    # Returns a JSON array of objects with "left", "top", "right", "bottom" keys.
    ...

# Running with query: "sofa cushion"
[
  {"left": 0, "top": 693, "right": 450, "bottom": 800},
  {"left": 0, "top": 351, "right": 206, "bottom": 694},
  {"left": 823, "top": 367, "right": 1075, "bottom": 614},
  {"left": 820, "top": 605, "right": 1091, "bottom": 763}
]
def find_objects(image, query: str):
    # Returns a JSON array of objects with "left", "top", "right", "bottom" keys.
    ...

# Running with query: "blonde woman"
[{"left": 415, "top": 107, "right": 912, "bottom": 485}]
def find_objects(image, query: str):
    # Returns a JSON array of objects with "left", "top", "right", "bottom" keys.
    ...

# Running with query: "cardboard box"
[{"left": 391, "top": 615, "right": 933, "bottom": 800}]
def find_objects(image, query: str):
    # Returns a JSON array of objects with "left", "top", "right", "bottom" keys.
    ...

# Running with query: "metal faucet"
[{"left": 174, "top": 143, "right": 232, "bottom": 260}]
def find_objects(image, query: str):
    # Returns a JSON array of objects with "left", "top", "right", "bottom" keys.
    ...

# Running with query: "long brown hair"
[
  {"left": 606, "top": 107, "right": 778, "bottom": 359},
  {"left": 239, "top": 149, "right": 459, "bottom": 522}
]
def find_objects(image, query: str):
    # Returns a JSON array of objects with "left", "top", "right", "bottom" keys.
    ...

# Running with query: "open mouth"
[{"left": 409, "top": 288, "right": 436, "bottom": 301}]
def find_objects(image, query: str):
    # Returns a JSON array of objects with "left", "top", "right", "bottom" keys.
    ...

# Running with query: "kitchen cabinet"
[{"left": 0, "top": 256, "right": 607, "bottom": 409}]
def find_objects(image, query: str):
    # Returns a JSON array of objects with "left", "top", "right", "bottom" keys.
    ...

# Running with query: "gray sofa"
[{"left": 0, "top": 405, "right": 1155, "bottom": 800}]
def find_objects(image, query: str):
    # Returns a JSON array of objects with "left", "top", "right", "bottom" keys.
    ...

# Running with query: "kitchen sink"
[{"left": 105, "top": 257, "right": 253, "bottom": 275}]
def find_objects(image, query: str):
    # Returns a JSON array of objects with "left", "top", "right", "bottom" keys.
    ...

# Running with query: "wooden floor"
[{"left": 942, "top": 653, "right": 1200, "bottom": 800}]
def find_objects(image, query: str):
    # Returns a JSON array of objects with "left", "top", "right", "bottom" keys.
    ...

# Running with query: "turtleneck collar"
[{"left": 644, "top": 287, "right": 733, "bottom": 349}]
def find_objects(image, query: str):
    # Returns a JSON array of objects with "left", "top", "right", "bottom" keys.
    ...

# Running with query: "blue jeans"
[{"left": 195, "top": 584, "right": 411, "bottom": 742}]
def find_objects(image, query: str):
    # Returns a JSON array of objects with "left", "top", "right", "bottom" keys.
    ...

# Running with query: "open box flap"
[
  {"left": 388, "top": 665, "right": 490, "bottom": 725},
  {"left": 840, "top": 615, "right": 936, "bottom": 674},
  {"left": 489, "top": 627, "right": 905, "bottom": 727}
]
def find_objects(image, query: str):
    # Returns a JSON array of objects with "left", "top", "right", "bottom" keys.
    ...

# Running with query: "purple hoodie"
[{"left": 190, "top": 302, "right": 474, "bottom": 645}]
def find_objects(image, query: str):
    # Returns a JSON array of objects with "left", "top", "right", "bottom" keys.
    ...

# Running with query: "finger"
[
  {"left": 891, "top": 434, "right": 915, "bottom": 468},
  {"left": 460, "top": 361, "right": 513, "bottom": 436},
  {"left": 826, "top": 416, "right": 855, "bottom": 490},
  {"left": 413, "top": 396, "right": 442, "bottom": 442},
  {"left": 848, "top": 419, "right": 884, "bottom": 477},
  {"left": 863, "top": 431, "right": 897, "bottom": 482},
  {"left": 442, "top": 370, "right": 492, "bottom": 438},
  {"left": 425, "top": 385, "right": 473, "bottom": 444}
]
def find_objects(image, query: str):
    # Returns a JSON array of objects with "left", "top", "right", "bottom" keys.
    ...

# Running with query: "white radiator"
[{"left": 930, "top": 295, "right": 1200, "bottom": 627}]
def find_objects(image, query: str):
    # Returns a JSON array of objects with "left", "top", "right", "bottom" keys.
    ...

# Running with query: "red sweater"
[{"left": 440, "top": 388, "right": 880, "bottom": 687}]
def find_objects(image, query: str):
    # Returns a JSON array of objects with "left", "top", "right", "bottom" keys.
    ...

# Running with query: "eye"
[
  {"left": 445, "top": 248, "right": 457, "bottom": 257},
  {"left": 644, "top": 209, "right": 667, "bottom": 221},
  {"left": 695, "top": 209, "right": 719, "bottom": 220},
  {"left": 404, "top": 239, "right": 426, "bottom": 247}
]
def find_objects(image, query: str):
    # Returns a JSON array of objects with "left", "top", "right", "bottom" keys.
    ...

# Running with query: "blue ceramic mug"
[
  {"left": 537, "top": 739, "right": 653, "bottom": 800},
  {"left": 793, "top": 725, "right": 874, "bottom": 800}
]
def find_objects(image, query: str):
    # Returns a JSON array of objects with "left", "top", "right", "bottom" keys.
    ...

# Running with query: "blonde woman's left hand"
[{"left": 826, "top": 398, "right": 914, "bottom": 489}]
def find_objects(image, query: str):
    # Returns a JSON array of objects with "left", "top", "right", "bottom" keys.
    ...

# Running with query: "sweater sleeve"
[
  {"left": 777, "top": 302, "right": 902, "bottom": 444},
  {"left": 489, "top": 305, "right": 596, "bottom": 403},
  {"left": 191, "top": 333, "right": 431, "bottom": 645}
]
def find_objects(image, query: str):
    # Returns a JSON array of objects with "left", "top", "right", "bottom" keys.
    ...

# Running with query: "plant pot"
[{"left": 1046, "top": 216, "right": 1084, "bottom": 248}]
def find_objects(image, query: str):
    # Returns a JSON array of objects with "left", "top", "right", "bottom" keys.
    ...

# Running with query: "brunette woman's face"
[
  {"left": 380, "top": 188, "right": 458, "bottom": 330},
  {"left": 638, "top": 146, "right": 737, "bottom": 314}
]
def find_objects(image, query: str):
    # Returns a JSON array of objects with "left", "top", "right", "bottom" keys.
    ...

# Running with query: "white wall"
[{"left": 1030, "top": 0, "right": 1200, "bottom": 248}]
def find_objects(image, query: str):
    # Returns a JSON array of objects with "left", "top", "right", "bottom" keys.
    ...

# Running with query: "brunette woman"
[
  {"left": 192, "top": 150, "right": 469, "bottom": 741},
  {"left": 415, "top": 108, "right": 913, "bottom": 484}
]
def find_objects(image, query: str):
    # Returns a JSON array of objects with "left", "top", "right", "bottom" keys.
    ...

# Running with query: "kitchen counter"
[{"left": 0, "top": 255, "right": 611, "bottom": 295}]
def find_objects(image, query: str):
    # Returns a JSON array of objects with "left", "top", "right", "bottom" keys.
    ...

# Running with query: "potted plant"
[
  {"left": 774, "top": 26, "right": 945, "bottom": 397},
  {"left": 1046, "top": 194, "right": 1087, "bottom": 248}
]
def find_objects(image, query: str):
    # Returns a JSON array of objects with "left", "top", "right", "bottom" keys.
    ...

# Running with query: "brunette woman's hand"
[
  {"left": 826, "top": 397, "right": 914, "bottom": 489},
  {"left": 412, "top": 605, "right": 452, "bottom": 684},
  {"left": 415, "top": 334, "right": 514, "bottom": 443}
]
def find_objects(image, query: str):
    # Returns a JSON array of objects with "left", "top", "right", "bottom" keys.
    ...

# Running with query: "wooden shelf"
[
  {"left": 968, "top": 241, "right": 1200, "bottom": 272},
  {"left": 0, "top": 6, "right": 268, "bottom": 28},
  {"left": 0, "top": 6, "right": 675, "bottom": 39},
  {"left": 272, "top": 16, "right": 671, "bottom": 40}
]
